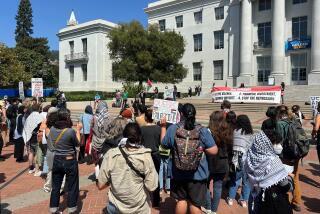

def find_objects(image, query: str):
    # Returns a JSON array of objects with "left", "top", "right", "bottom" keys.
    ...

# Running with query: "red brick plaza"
[{"left": 0, "top": 142, "right": 319, "bottom": 214}]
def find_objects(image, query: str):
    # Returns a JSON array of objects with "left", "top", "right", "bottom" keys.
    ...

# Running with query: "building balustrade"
[{"left": 64, "top": 52, "right": 89, "bottom": 62}]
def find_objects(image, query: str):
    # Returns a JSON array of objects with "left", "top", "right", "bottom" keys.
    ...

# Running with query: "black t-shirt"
[{"left": 141, "top": 125, "right": 161, "bottom": 153}]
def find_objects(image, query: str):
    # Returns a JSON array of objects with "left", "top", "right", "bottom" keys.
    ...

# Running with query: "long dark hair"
[
  {"left": 182, "top": 103, "right": 196, "bottom": 130},
  {"left": 226, "top": 111, "right": 237, "bottom": 129},
  {"left": 236, "top": 115, "right": 253, "bottom": 135},
  {"left": 209, "top": 111, "right": 233, "bottom": 147}
]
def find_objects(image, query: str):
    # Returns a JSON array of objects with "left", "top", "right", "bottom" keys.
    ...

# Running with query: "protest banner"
[
  {"left": 310, "top": 96, "right": 320, "bottom": 118},
  {"left": 152, "top": 99, "right": 179, "bottom": 124},
  {"left": 164, "top": 88, "right": 174, "bottom": 100},
  {"left": 212, "top": 86, "right": 281, "bottom": 104},
  {"left": 31, "top": 78, "right": 43, "bottom": 98},
  {"left": 18, "top": 81, "right": 24, "bottom": 99}
]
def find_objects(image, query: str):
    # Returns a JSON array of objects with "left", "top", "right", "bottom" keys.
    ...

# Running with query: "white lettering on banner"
[
  {"left": 212, "top": 86, "right": 281, "bottom": 104},
  {"left": 310, "top": 96, "right": 320, "bottom": 119},
  {"left": 31, "top": 78, "right": 43, "bottom": 97},
  {"left": 152, "top": 99, "right": 179, "bottom": 124}
]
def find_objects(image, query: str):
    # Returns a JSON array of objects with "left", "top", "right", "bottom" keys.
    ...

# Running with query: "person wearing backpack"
[
  {"left": 276, "top": 105, "right": 302, "bottom": 212},
  {"left": 160, "top": 103, "right": 218, "bottom": 214}
]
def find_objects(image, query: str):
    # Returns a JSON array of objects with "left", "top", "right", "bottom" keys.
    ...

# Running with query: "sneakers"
[
  {"left": 42, "top": 187, "right": 51, "bottom": 193},
  {"left": 201, "top": 207, "right": 212, "bottom": 214},
  {"left": 226, "top": 197, "right": 233, "bottom": 206},
  {"left": 28, "top": 168, "right": 36, "bottom": 174},
  {"left": 239, "top": 200, "right": 247, "bottom": 208},
  {"left": 34, "top": 171, "right": 42, "bottom": 177}
]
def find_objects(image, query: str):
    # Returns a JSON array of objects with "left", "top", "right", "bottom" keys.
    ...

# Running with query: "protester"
[
  {"left": 139, "top": 90, "right": 146, "bottom": 106},
  {"left": 97, "top": 123, "right": 158, "bottom": 214},
  {"left": 276, "top": 105, "right": 302, "bottom": 212},
  {"left": 161, "top": 103, "right": 218, "bottom": 214},
  {"left": 134, "top": 103, "right": 147, "bottom": 127},
  {"left": 188, "top": 86, "right": 192, "bottom": 97},
  {"left": 221, "top": 100, "right": 231, "bottom": 116},
  {"left": 206, "top": 111, "right": 233, "bottom": 213},
  {"left": 79, "top": 105, "right": 93, "bottom": 164},
  {"left": 261, "top": 106, "right": 278, "bottom": 131},
  {"left": 49, "top": 108, "right": 81, "bottom": 214},
  {"left": 245, "top": 130, "right": 294, "bottom": 214},
  {"left": 0, "top": 105, "right": 5, "bottom": 161},
  {"left": 141, "top": 109, "right": 161, "bottom": 207},
  {"left": 227, "top": 115, "right": 254, "bottom": 208},
  {"left": 154, "top": 87, "right": 159, "bottom": 99},
  {"left": 13, "top": 105, "right": 25, "bottom": 162},
  {"left": 292, "top": 105, "right": 305, "bottom": 125},
  {"left": 23, "top": 104, "right": 43, "bottom": 174},
  {"left": 6, "top": 98, "right": 18, "bottom": 143},
  {"left": 121, "top": 90, "right": 129, "bottom": 109},
  {"left": 91, "top": 101, "right": 111, "bottom": 178},
  {"left": 312, "top": 102, "right": 320, "bottom": 163},
  {"left": 280, "top": 82, "right": 285, "bottom": 104},
  {"left": 173, "top": 85, "right": 178, "bottom": 101}
]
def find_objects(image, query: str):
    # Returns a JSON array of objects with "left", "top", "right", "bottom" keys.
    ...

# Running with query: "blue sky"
[{"left": 0, "top": 0, "right": 155, "bottom": 50}]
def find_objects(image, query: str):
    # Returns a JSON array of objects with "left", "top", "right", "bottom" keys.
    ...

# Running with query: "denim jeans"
[
  {"left": 107, "top": 202, "right": 121, "bottom": 214},
  {"left": 159, "top": 156, "right": 171, "bottom": 190},
  {"left": 49, "top": 156, "right": 79, "bottom": 213},
  {"left": 207, "top": 173, "right": 225, "bottom": 212},
  {"left": 228, "top": 169, "right": 250, "bottom": 201}
]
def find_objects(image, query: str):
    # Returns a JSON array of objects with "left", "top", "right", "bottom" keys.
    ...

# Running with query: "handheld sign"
[
  {"left": 310, "top": 96, "right": 320, "bottom": 119},
  {"left": 31, "top": 78, "right": 43, "bottom": 98},
  {"left": 152, "top": 99, "right": 179, "bottom": 124},
  {"left": 164, "top": 88, "right": 174, "bottom": 100},
  {"left": 18, "top": 81, "right": 24, "bottom": 99}
]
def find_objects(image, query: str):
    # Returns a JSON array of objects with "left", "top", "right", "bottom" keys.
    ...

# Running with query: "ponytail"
[{"left": 182, "top": 103, "right": 196, "bottom": 130}]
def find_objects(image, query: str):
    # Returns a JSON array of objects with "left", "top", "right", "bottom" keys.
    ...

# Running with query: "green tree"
[
  {"left": 108, "top": 21, "right": 187, "bottom": 85},
  {"left": 15, "top": 0, "right": 33, "bottom": 44},
  {"left": 0, "top": 45, "right": 31, "bottom": 87}
]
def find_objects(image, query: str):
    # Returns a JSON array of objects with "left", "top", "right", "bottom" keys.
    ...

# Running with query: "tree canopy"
[
  {"left": 108, "top": 21, "right": 187, "bottom": 85},
  {"left": 15, "top": 0, "right": 33, "bottom": 44}
]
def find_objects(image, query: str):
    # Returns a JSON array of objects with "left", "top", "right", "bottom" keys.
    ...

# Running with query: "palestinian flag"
[{"left": 147, "top": 79, "right": 153, "bottom": 91}]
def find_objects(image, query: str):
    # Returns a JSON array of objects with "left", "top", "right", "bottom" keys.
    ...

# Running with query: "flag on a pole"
[{"left": 147, "top": 79, "right": 153, "bottom": 91}]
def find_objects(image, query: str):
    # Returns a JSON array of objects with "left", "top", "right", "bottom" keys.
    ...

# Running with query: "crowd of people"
[{"left": 1, "top": 94, "right": 319, "bottom": 214}]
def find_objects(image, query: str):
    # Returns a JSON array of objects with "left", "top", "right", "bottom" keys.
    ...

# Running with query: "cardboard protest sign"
[
  {"left": 31, "top": 78, "right": 43, "bottom": 97},
  {"left": 152, "top": 99, "right": 179, "bottom": 124},
  {"left": 310, "top": 96, "right": 320, "bottom": 118}
]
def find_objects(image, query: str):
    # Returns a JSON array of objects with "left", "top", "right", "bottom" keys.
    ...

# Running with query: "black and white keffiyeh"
[
  {"left": 244, "top": 131, "right": 288, "bottom": 197},
  {"left": 96, "top": 101, "right": 109, "bottom": 129}
]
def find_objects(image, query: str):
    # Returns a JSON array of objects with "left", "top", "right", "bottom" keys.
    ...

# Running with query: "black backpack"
[{"left": 282, "top": 119, "right": 310, "bottom": 160}]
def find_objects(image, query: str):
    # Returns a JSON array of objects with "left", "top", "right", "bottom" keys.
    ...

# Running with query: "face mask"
[{"left": 273, "top": 144, "right": 283, "bottom": 155}]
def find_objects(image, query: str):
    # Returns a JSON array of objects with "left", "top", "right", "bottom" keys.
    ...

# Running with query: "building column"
[
  {"left": 309, "top": 0, "right": 320, "bottom": 85},
  {"left": 270, "top": 0, "right": 286, "bottom": 85},
  {"left": 237, "top": 0, "right": 252, "bottom": 86}
]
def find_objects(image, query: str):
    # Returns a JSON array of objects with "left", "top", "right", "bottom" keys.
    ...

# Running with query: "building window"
[
  {"left": 293, "top": 0, "right": 307, "bottom": 4},
  {"left": 82, "top": 38, "right": 87, "bottom": 53},
  {"left": 82, "top": 64, "right": 87, "bottom": 81},
  {"left": 292, "top": 16, "right": 308, "bottom": 40},
  {"left": 69, "top": 65, "right": 74, "bottom": 82},
  {"left": 214, "top": 30, "right": 224, "bottom": 49},
  {"left": 176, "top": 15, "right": 183, "bottom": 28},
  {"left": 193, "top": 62, "right": 202, "bottom": 81},
  {"left": 194, "top": 11, "right": 202, "bottom": 24},
  {"left": 159, "top": 19, "right": 166, "bottom": 31},
  {"left": 69, "top": 41, "right": 74, "bottom": 55},
  {"left": 259, "top": 0, "right": 271, "bottom": 11},
  {"left": 215, "top": 7, "right": 224, "bottom": 20},
  {"left": 291, "top": 53, "right": 307, "bottom": 82},
  {"left": 258, "top": 22, "right": 272, "bottom": 47},
  {"left": 257, "top": 56, "right": 271, "bottom": 84},
  {"left": 193, "top": 34, "right": 202, "bottom": 52},
  {"left": 213, "top": 60, "right": 223, "bottom": 80}
]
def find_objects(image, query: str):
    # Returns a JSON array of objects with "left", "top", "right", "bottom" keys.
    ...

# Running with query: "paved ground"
[{"left": 0, "top": 142, "right": 319, "bottom": 214}]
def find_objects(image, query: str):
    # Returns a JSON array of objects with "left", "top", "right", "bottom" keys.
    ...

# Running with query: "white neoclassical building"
[
  {"left": 145, "top": 0, "right": 320, "bottom": 91},
  {"left": 57, "top": 12, "right": 121, "bottom": 92}
]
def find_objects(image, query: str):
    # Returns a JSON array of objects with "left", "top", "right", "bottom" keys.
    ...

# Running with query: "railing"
[
  {"left": 64, "top": 52, "right": 89, "bottom": 62},
  {"left": 253, "top": 41, "right": 272, "bottom": 50}
]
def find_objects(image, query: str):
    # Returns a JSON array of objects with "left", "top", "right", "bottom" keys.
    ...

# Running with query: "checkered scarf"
[
  {"left": 96, "top": 102, "right": 109, "bottom": 130},
  {"left": 245, "top": 131, "right": 288, "bottom": 197}
]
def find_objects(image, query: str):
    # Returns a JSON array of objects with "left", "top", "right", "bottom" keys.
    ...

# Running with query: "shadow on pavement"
[
  {"left": 307, "top": 163, "right": 320, "bottom": 176},
  {"left": 302, "top": 196, "right": 320, "bottom": 213},
  {"left": 59, "top": 189, "right": 89, "bottom": 213},
  {"left": 0, "top": 172, "right": 6, "bottom": 184},
  {"left": 299, "top": 174, "right": 320, "bottom": 188},
  {"left": 0, "top": 203, "right": 12, "bottom": 214}
]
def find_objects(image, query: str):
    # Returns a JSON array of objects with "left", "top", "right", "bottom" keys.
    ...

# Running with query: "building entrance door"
[{"left": 291, "top": 53, "right": 307, "bottom": 85}]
